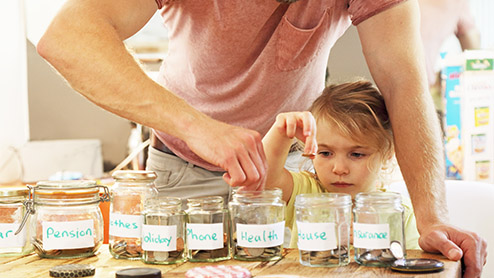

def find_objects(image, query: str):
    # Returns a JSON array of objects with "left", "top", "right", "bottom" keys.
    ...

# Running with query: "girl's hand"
[{"left": 274, "top": 111, "right": 317, "bottom": 156}]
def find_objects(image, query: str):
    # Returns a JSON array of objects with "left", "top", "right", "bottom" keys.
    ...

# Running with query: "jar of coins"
[
  {"left": 186, "top": 196, "right": 230, "bottom": 262},
  {"left": 142, "top": 197, "right": 186, "bottom": 264},
  {"left": 353, "top": 192, "right": 406, "bottom": 267},
  {"left": 0, "top": 187, "right": 33, "bottom": 256},
  {"left": 229, "top": 188, "right": 285, "bottom": 261},
  {"left": 17, "top": 181, "right": 109, "bottom": 259},
  {"left": 109, "top": 170, "right": 158, "bottom": 260},
  {"left": 295, "top": 193, "right": 352, "bottom": 267}
]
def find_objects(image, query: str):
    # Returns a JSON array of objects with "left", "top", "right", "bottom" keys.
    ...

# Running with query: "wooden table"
[{"left": 0, "top": 246, "right": 460, "bottom": 277}]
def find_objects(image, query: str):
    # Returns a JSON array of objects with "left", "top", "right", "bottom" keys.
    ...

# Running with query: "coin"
[
  {"left": 244, "top": 247, "right": 264, "bottom": 257},
  {"left": 390, "top": 241, "right": 404, "bottom": 259},
  {"left": 301, "top": 153, "right": 315, "bottom": 159},
  {"left": 153, "top": 251, "right": 169, "bottom": 261},
  {"left": 176, "top": 237, "right": 184, "bottom": 251}
]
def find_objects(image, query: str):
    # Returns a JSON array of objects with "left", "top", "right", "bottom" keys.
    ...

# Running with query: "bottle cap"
[{"left": 49, "top": 264, "right": 95, "bottom": 277}]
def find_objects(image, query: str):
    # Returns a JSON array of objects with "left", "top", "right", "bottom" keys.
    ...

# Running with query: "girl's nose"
[{"left": 332, "top": 158, "right": 349, "bottom": 176}]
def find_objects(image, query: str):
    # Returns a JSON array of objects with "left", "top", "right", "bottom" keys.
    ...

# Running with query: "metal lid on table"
[{"left": 115, "top": 268, "right": 161, "bottom": 278}]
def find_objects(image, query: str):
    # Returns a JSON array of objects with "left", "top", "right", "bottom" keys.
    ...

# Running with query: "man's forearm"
[{"left": 357, "top": 0, "right": 448, "bottom": 232}]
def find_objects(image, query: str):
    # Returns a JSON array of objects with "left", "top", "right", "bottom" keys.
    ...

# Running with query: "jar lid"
[
  {"left": 0, "top": 187, "right": 28, "bottom": 197},
  {"left": 295, "top": 193, "right": 352, "bottom": 207},
  {"left": 35, "top": 180, "right": 99, "bottom": 196},
  {"left": 112, "top": 170, "right": 157, "bottom": 181},
  {"left": 115, "top": 268, "right": 161, "bottom": 278}
]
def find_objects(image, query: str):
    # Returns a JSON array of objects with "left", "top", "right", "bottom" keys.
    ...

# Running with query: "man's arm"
[
  {"left": 37, "top": 0, "right": 266, "bottom": 189},
  {"left": 356, "top": 0, "right": 486, "bottom": 277}
]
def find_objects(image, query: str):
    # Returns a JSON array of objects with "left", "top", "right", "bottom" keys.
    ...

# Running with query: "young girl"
[{"left": 262, "top": 80, "right": 420, "bottom": 249}]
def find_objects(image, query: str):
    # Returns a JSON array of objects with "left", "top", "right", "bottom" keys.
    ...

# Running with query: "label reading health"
[{"left": 237, "top": 221, "right": 285, "bottom": 248}]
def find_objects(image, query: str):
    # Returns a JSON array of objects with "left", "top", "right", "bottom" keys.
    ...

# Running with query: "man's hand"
[
  {"left": 184, "top": 119, "right": 268, "bottom": 191},
  {"left": 419, "top": 224, "right": 487, "bottom": 278}
]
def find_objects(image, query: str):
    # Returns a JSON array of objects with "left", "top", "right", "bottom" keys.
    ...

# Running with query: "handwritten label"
[
  {"left": 141, "top": 224, "right": 177, "bottom": 252},
  {"left": 0, "top": 223, "right": 26, "bottom": 252},
  {"left": 296, "top": 222, "right": 336, "bottom": 251},
  {"left": 42, "top": 220, "right": 95, "bottom": 250},
  {"left": 186, "top": 223, "right": 223, "bottom": 250},
  {"left": 109, "top": 213, "right": 143, "bottom": 238},
  {"left": 353, "top": 223, "right": 390, "bottom": 249},
  {"left": 237, "top": 221, "right": 284, "bottom": 248}
]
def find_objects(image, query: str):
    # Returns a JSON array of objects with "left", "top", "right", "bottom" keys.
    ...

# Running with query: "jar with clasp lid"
[
  {"left": 16, "top": 180, "right": 109, "bottom": 258},
  {"left": 0, "top": 187, "right": 33, "bottom": 256}
]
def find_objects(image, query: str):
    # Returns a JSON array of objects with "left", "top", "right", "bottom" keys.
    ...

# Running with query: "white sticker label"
[
  {"left": 0, "top": 223, "right": 26, "bottom": 251},
  {"left": 237, "top": 221, "right": 285, "bottom": 248},
  {"left": 109, "top": 213, "right": 143, "bottom": 238},
  {"left": 353, "top": 223, "right": 390, "bottom": 249},
  {"left": 186, "top": 223, "right": 223, "bottom": 250},
  {"left": 141, "top": 224, "right": 177, "bottom": 252},
  {"left": 296, "top": 222, "right": 337, "bottom": 251},
  {"left": 43, "top": 220, "right": 95, "bottom": 250}
]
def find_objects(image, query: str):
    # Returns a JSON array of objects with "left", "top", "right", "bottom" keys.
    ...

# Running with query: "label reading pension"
[
  {"left": 186, "top": 223, "right": 223, "bottom": 250},
  {"left": 109, "top": 213, "right": 143, "bottom": 238},
  {"left": 353, "top": 223, "right": 390, "bottom": 249},
  {"left": 0, "top": 223, "right": 26, "bottom": 251},
  {"left": 141, "top": 224, "right": 177, "bottom": 252},
  {"left": 237, "top": 221, "right": 285, "bottom": 248},
  {"left": 296, "top": 222, "right": 336, "bottom": 251},
  {"left": 43, "top": 220, "right": 95, "bottom": 250}
]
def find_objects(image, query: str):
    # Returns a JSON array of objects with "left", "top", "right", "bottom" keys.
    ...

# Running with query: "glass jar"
[
  {"left": 186, "top": 196, "right": 230, "bottom": 262},
  {"left": 142, "top": 197, "right": 186, "bottom": 264},
  {"left": 109, "top": 170, "right": 158, "bottom": 260},
  {"left": 229, "top": 188, "right": 285, "bottom": 261},
  {"left": 17, "top": 180, "right": 109, "bottom": 259},
  {"left": 353, "top": 192, "right": 406, "bottom": 267},
  {"left": 0, "top": 187, "right": 33, "bottom": 256},
  {"left": 295, "top": 193, "right": 352, "bottom": 267}
]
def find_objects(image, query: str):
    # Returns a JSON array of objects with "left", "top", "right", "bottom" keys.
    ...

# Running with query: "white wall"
[
  {"left": 0, "top": 0, "right": 29, "bottom": 147},
  {"left": 0, "top": 1, "right": 29, "bottom": 183}
]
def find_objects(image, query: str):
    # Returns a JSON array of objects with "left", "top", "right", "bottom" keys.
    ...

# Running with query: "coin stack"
[{"left": 299, "top": 246, "right": 349, "bottom": 267}]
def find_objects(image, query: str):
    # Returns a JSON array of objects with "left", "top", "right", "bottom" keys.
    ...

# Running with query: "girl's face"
[{"left": 312, "top": 120, "right": 383, "bottom": 198}]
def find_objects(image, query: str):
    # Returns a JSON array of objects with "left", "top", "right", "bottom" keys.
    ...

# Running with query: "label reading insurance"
[
  {"left": 43, "top": 220, "right": 95, "bottom": 250},
  {"left": 237, "top": 221, "right": 285, "bottom": 248},
  {"left": 186, "top": 223, "right": 223, "bottom": 250},
  {"left": 109, "top": 213, "right": 143, "bottom": 238},
  {"left": 141, "top": 224, "right": 177, "bottom": 252},
  {"left": 353, "top": 223, "right": 390, "bottom": 249},
  {"left": 296, "top": 222, "right": 336, "bottom": 251},
  {"left": 0, "top": 223, "right": 26, "bottom": 250}
]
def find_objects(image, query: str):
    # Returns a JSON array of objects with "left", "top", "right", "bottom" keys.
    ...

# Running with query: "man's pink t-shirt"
[{"left": 153, "top": 0, "right": 404, "bottom": 171}]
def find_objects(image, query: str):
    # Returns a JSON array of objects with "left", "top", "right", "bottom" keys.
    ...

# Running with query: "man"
[{"left": 37, "top": 0, "right": 486, "bottom": 276}]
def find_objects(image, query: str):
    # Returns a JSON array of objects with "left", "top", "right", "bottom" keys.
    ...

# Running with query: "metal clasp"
[
  {"left": 98, "top": 185, "right": 110, "bottom": 202},
  {"left": 15, "top": 184, "right": 36, "bottom": 235}
]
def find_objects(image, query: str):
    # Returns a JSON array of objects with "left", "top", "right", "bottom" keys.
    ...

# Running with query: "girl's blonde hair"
[{"left": 309, "top": 80, "right": 394, "bottom": 168}]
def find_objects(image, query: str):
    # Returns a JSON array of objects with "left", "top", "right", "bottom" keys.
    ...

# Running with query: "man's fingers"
[{"left": 419, "top": 230, "right": 463, "bottom": 260}]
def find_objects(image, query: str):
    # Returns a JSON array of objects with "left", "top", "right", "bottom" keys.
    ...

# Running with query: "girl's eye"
[
  {"left": 350, "top": 152, "right": 366, "bottom": 158},
  {"left": 318, "top": 151, "right": 332, "bottom": 157}
]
